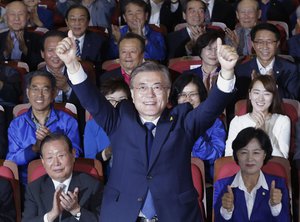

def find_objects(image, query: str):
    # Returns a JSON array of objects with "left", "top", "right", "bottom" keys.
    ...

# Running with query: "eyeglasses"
[
  {"left": 133, "top": 84, "right": 169, "bottom": 95},
  {"left": 178, "top": 92, "right": 199, "bottom": 100},
  {"left": 68, "top": 17, "right": 88, "bottom": 24},
  {"left": 29, "top": 86, "right": 52, "bottom": 96},
  {"left": 253, "top": 40, "right": 278, "bottom": 47}
]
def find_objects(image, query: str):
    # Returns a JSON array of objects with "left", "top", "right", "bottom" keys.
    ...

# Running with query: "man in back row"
[{"left": 56, "top": 30, "right": 238, "bottom": 221}]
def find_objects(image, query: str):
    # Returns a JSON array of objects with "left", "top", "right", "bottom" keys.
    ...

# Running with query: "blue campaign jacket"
[
  {"left": 192, "top": 118, "right": 226, "bottom": 181},
  {"left": 107, "top": 24, "right": 166, "bottom": 61},
  {"left": 6, "top": 106, "right": 82, "bottom": 185},
  {"left": 213, "top": 173, "right": 290, "bottom": 222}
]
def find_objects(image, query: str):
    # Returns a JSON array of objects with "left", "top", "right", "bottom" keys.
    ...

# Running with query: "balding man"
[{"left": 0, "top": 1, "right": 42, "bottom": 71}]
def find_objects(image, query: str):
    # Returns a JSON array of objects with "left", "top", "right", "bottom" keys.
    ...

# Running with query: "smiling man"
[
  {"left": 6, "top": 71, "right": 81, "bottom": 186},
  {"left": 100, "top": 32, "right": 145, "bottom": 85},
  {"left": 22, "top": 133, "right": 103, "bottom": 222},
  {"left": 235, "top": 22, "right": 300, "bottom": 102},
  {"left": 55, "top": 29, "right": 238, "bottom": 221}
]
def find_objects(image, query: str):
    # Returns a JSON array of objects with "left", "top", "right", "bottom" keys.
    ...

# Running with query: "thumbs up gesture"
[
  {"left": 222, "top": 185, "right": 234, "bottom": 211},
  {"left": 216, "top": 38, "right": 238, "bottom": 80},
  {"left": 270, "top": 180, "right": 282, "bottom": 206}
]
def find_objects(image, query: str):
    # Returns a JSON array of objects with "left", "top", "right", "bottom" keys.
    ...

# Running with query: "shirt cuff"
[
  {"left": 216, "top": 72, "right": 236, "bottom": 93},
  {"left": 43, "top": 213, "right": 49, "bottom": 222},
  {"left": 269, "top": 201, "right": 282, "bottom": 216},
  {"left": 67, "top": 65, "right": 87, "bottom": 85},
  {"left": 220, "top": 206, "right": 234, "bottom": 220}
]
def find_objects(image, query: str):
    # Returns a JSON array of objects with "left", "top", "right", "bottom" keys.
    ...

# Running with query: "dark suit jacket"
[
  {"left": 167, "top": 28, "right": 190, "bottom": 59},
  {"left": 211, "top": 0, "right": 236, "bottom": 30},
  {"left": 288, "top": 34, "right": 300, "bottom": 63},
  {"left": 22, "top": 172, "right": 103, "bottom": 222},
  {"left": 0, "top": 30, "right": 43, "bottom": 71},
  {"left": 213, "top": 173, "right": 290, "bottom": 221},
  {"left": 235, "top": 56, "right": 300, "bottom": 101},
  {"left": 0, "top": 110, "right": 7, "bottom": 159},
  {"left": 72, "top": 74, "right": 234, "bottom": 222},
  {"left": 158, "top": 0, "right": 183, "bottom": 33},
  {"left": 81, "top": 31, "right": 106, "bottom": 65},
  {"left": 0, "top": 177, "right": 15, "bottom": 222}
]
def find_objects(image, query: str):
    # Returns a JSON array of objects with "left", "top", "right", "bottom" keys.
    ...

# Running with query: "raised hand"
[
  {"left": 270, "top": 180, "right": 282, "bottom": 206},
  {"left": 111, "top": 24, "right": 121, "bottom": 43},
  {"left": 60, "top": 187, "right": 81, "bottom": 216},
  {"left": 222, "top": 185, "right": 234, "bottom": 212},
  {"left": 250, "top": 110, "right": 266, "bottom": 130},
  {"left": 225, "top": 28, "right": 239, "bottom": 49},
  {"left": 56, "top": 30, "right": 80, "bottom": 73},
  {"left": 216, "top": 38, "right": 238, "bottom": 80},
  {"left": 46, "top": 186, "right": 64, "bottom": 222}
]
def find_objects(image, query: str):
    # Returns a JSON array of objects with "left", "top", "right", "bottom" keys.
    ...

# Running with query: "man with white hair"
[{"left": 288, "top": 6, "right": 300, "bottom": 63}]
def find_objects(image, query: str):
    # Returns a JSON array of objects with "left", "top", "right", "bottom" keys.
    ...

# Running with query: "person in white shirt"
[
  {"left": 214, "top": 127, "right": 290, "bottom": 221},
  {"left": 225, "top": 74, "right": 291, "bottom": 158}
]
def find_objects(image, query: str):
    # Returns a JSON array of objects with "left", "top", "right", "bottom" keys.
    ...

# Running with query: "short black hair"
[
  {"left": 41, "top": 30, "right": 66, "bottom": 52},
  {"left": 40, "top": 133, "right": 73, "bottom": 157},
  {"left": 100, "top": 78, "right": 131, "bottom": 99},
  {"left": 250, "top": 22, "right": 281, "bottom": 41},
  {"left": 183, "top": 0, "right": 206, "bottom": 13},
  {"left": 122, "top": 0, "right": 150, "bottom": 15},
  {"left": 27, "top": 71, "right": 56, "bottom": 90},
  {"left": 65, "top": 4, "right": 91, "bottom": 21},
  {"left": 194, "top": 29, "right": 224, "bottom": 57},
  {"left": 170, "top": 73, "right": 207, "bottom": 106},
  {"left": 232, "top": 127, "right": 273, "bottom": 165},
  {"left": 118, "top": 32, "right": 145, "bottom": 53}
]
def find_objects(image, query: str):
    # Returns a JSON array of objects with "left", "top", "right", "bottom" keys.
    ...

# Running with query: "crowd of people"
[{"left": 0, "top": 0, "right": 299, "bottom": 221}]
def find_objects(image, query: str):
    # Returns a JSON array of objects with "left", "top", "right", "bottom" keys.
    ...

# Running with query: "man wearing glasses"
[
  {"left": 235, "top": 22, "right": 300, "bottom": 102},
  {"left": 6, "top": 71, "right": 81, "bottom": 186},
  {"left": 56, "top": 30, "right": 237, "bottom": 222}
]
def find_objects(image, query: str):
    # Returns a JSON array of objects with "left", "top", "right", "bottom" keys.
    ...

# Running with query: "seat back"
[
  {"left": 191, "top": 157, "right": 206, "bottom": 221},
  {"left": 0, "top": 160, "right": 21, "bottom": 222},
  {"left": 168, "top": 56, "right": 202, "bottom": 73},
  {"left": 28, "top": 158, "right": 104, "bottom": 183},
  {"left": 102, "top": 59, "right": 120, "bottom": 71},
  {"left": 13, "top": 102, "right": 78, "bottom": 118}
]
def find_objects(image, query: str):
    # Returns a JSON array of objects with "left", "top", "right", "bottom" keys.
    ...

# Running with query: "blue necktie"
[
  {"left": 141, "top": 122, "right": 156, "bottom": 219},
  {"left": 75, "top": 39, "right": 81, "bottom": 57},
  {"left": 10, "top": 32, "right": 22, "bottom": 60}
]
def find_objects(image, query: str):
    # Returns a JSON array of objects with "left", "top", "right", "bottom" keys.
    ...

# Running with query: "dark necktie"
[
  {"left": 75, "top": 39, "right": 81, "bottom": 57},
  {"left": 141, "top": 122, "right": 156, "bottom": 219}
]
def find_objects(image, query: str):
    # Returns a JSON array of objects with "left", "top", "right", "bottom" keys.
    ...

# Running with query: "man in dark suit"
[
  {"left": 56, "top": 30, "right": 238, "bottom": 222},
  {"left": 0, "top": 1, "right": 43, "bottom": 71},
  {"left": 235, "top": 23, "right": 300, "bottom": 101},
  {"left": 22, "top": 133, "right": 103, "bottom": 222},
  {"left": 288, "top": 8, "right": 300, "bottom": 63},
  {"left": 167, "top": 0, "right": 207, "bottom": 59},
  {"left": 100, "top": 32, "right": 145, "bottom": 84},
  {"left": 65, "top": 5, "right": 106, "bottom": 67}
]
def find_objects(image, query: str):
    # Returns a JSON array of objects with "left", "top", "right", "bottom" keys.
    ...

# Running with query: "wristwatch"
[{"left": 74, "top": 211, "right": 81, "bottom": 220}]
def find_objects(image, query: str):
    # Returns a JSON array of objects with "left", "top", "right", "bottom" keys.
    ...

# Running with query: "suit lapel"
[
  {"left": 41, "top": 177, "right": 56, "bottom": 214},
  {"left": 250, "top": 187, "right": 269, "bottom": 221},
  {"left": 234, "top": 188, "right": 249, "bottom": 220},
  {"left": 148, "top": 111, "right": 174, "bottom": 171},
  {"left": 81, "top": 32, "right": 90, "bottom": 58}
]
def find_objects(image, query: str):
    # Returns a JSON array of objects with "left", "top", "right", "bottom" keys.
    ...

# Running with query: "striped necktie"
[{"left": 75, "top": 39, "right": 81, "bottom": 57}]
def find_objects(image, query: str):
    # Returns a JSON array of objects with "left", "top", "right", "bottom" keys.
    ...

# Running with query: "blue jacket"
[
  {"left": 84, "top": 118, "right": 110, "bottom": 159},
  {"left": 37, "top": 6, "right": 53, "bottom": 30},
  {"left": 192, "top": 118, "right": 226, "bottom": 181},
  {"left": 107, "top": 24, "right": 166, "bottom": 61},
  {"left": 288, "top": 34, "right": 300, "bottom": 62},
  {"left": 213, "top": 173, "right": 290, "bottom": 222},
  {"left": 6, "top": 107, "right": 82, "bottom": 185}
]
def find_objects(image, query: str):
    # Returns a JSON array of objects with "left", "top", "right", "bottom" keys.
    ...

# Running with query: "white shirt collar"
[
  {"left": 52, "top": 174, "right": 73, "bottom": 193},
  {"left": 140, "top": 116, "right": 160, "bottom": 126},
  {"left": 256, "top": 58, "right": 275, "bottom": 75},
  {"left": 231, "top": 170, "right": 269, "bottom": 191}
]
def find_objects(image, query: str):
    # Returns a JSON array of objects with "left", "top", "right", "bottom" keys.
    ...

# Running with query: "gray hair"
[{"left": 130, "top": 61, "right": 171, "bottom": 88}]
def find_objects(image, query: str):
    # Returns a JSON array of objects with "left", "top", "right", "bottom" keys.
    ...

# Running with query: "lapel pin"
[
  {"left": 262, "top": 192, "right": 265, "bottom": 196},
  {"left": 170, "top": 116, "right": 173, "bottom": 121}
]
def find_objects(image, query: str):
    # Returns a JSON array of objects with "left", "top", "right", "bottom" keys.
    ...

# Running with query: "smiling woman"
[{"left": 225, "top": 75, "right": 291, "bottom": 159}]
